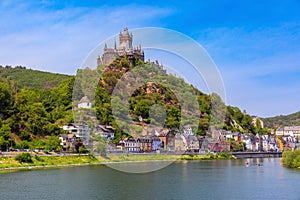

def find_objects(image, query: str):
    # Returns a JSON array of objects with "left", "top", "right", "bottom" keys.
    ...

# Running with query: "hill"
[
  {"left": 0, "top": 58, "right": 269, "bottom": 151},
  {"left": 0, "top": 65, "right": 72, "bottom": 90},
  {"left": 263, "top": 111, "right": 300, "bottom": 128},
  {"left": 75, "top": 57, "right": 268, "bottom": 143}
]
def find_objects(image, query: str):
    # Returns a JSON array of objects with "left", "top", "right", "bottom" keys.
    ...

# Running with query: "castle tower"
[
  {"left": 101, "top": 27, "right": 144, "bottom": 66},
  {"left": 119, "top": 27, "right": 133, "bottom": 51}
]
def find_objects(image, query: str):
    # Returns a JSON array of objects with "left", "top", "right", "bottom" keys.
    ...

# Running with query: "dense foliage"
[
  {"left": 15, "top": 152, "right": 33, "bottom": 163},
  {"left": 0, "top": 65, "right": 71, "bottom": 90},
  {"left": 0, "top": 66, "right": 74, "bottom": 151},
  {"left": 282, "top": 149, "right": 300, "bottom": 168},
  {"left": 263, "top": 111, "right": 300, "bottom": 129}
]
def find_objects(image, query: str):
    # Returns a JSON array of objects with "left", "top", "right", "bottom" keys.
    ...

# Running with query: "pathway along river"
[{"left": 0, "top": 158, "right": 299, "bottom": 200}]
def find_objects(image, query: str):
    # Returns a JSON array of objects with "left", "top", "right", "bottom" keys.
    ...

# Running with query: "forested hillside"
[
  {"left": 263, "top": 111, "right": 300, "bottom": 128},
  {"left": 92, "top": 57, "right": 269, "bottom": 143},
  {"left": 0, "top": 66, "right": 75, "bottom": 151},
  {"left": 0, "top": 60, "right": 269, "bottom": 151},
  {"left": 0, "top": 65, "right": 71, "bottom": 90}
]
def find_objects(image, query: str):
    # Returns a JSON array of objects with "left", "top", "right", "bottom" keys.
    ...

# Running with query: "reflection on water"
[
  {"left": 105, "top": 160, "right": 175, "bottom": 173},
  {"left": 0, "top": 158, "right": 299, "bottom": 200}
]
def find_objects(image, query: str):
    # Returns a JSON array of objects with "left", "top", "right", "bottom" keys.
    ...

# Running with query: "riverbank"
[
  {"left": 282, "top": 149, "right": 300, "bottom": 168},
  {"left": 0, "top": 152, "right": 234, "bottom": 173}
]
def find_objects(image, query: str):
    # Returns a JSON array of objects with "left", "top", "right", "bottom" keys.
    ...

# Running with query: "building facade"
[{"left": 276, "top": 126, "right": 300, "bottom": 137}]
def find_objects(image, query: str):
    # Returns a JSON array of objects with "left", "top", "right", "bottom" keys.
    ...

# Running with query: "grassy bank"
[
  {"left": 179, "top": 152, "right": 234, "bottom": 160},
  {"left": 0, "top": 154, "right": 100, "bottom": 169},
  {"left": 0, "top": 152, "right": 234, "bottom": 172},
  {"left": 282, "top": 149, "right": 300, "bottom": 168}
]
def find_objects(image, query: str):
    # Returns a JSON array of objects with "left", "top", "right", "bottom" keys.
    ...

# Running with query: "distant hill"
[
  {"left": 0, "top": 65, "right": 72, "bottom": 90},
  {"left": 263, "top": 111, "right": 300, "bottom": 128}
]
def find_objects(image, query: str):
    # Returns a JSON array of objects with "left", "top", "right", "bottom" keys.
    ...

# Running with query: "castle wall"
[{"left": 102, "top": 50, "right": 118, "bottom": 66}]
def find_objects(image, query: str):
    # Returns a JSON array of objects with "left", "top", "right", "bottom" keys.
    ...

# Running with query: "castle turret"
[
  {"left": 119, "top": 27, "right": 133, "bottom": 51},
  {"left": 97, "top": 56, "right": 101, "bottom": 66}
]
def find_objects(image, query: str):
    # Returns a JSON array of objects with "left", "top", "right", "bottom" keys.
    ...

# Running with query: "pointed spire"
[
  {"left": 114, "top": 40, "right": 116, "bottom": 49},
  {"left": 104, "top": 43, "right": 107, "bottom": 49}
]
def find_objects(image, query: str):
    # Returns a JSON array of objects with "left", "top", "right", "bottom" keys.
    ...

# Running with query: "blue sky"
[{"left": 1, "top": 0, "right": 300, "bottom": 117}]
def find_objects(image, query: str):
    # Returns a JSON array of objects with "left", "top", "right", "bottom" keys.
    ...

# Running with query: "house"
[
  {"left": 152, "top": 136, "right": 162, "bottom": 151},
  {"left": 121, "top": 138, "right": 140, "bottom": 152},
  {"left": 210, "top": 143, "right": 223, "bottom": 152},
  {"left": 225, "top": 132, "right": 241, "bottom": 141},
  {"left": 241, "top": 134, "right": 254, "bottom": 151},
  {"left": 174, "top": 133, "right": 187, "bottom": 152},
  {"left": 268, "top": 136, "right": 277, "bottom": 151},
  {"left": 63, "top": 123, "right": 91, "bottom": 146},
  {"left": 158, "top": 130, "right": 176, "bottom": 151},
  {"left": 261, "top": 135, "right": 269, "bottom": 152},
  {"left": 78, "top": 96, "right": 92, "bottom": 109},
  {"left": 186, "top": 135, "right": 200, "bottom": 152},
  {"left": 276, "top": 126, "right": 300, "bottom": 138},
  {"left": 117, "top": 139, "right": 126, "bottom": 150},
  {"left": 59, "top": 133, "right": 77, "bottom": 151},
  {"left": 275, "top": 137, "right": 284, "bottom": 151},
  {"left": 282, "top": 136, "right": 299, "bottom": 149},
  {"left": 137, "top": 137, "right": 153, "bottom": 152},
  {"left": 95, "top": 125, "right": 115, "bottom": 140},
  {"left": 63, "top": 123, "right": 78, "bottom": 134},
  {"left": 183, "top": 125, "right": 193, "bottom": 136}
]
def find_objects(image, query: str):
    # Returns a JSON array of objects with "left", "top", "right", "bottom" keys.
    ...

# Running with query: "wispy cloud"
[
  {"left": 1, "top": 1, "right": 300, "bottom": 117},
  {"left": 0, "top": 3, "right": 174, "bottom": 74},
  {"left": 195, "top": 23, "right": 300, "bottom": 117}
]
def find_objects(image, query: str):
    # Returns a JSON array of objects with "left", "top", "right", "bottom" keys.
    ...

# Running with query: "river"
[{"left": 0, "top": 158, "right": 299, "bottom": 200}]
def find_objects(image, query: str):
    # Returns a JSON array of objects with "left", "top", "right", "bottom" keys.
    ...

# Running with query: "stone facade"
[{"left": 98, "top": 27, "right": 144, "bottom": 66}]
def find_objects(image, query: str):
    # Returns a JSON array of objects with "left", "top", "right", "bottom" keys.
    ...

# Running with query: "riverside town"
[
  {"left": 0, "top": 28, "right": 298, "bottom": 161},
  {"left": 1, "top": 2, "right": 300, "bottom": 199}
]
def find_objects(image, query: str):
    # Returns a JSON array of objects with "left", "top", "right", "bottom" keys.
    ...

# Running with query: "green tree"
[
  {"left": 210, "top": 93, "right": 226, "bottom": 128},
  {"left": 93, "top": 134, "right": 107, "bottom": 156},
  {"left": 134, "top": 99, "right": 153, "bottom": 119},
  {"left": 0, "top": 82, "right": 12, "bottom": 118},
  {"left": 241, "top": 114, "right": 253, "bottom": 133},
  {"left": 0, "top": 124, "right": 13, "bottom": 150},
  {"left": 282, "top": 149, "right": 300, "bottom": 168},
  {"left": 45, "top": 136, "right": 62, "bottom": 152},
  {"left": 166, "top": 106, "right": 181, "bottom": 128},
  {"left": 15, "top": 153, "right": 33, "bottom": 163}
]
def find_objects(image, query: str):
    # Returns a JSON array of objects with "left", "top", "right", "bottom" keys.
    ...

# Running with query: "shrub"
[
  {"left": 15, "top": 153, "right": 33, "bottom": 163},
  {"left": 282, "top": 149, "right": 300, "bottom": 168},
  {"left": 34, "top": 155, "right": 44, "bottom": 162},
  {"left": 79, "top": 146, "right": 89, "bottom": 153}
]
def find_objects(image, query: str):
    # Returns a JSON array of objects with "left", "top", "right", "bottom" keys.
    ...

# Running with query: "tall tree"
[{"left": 0, "top": 82, "right": 12, "bottom": 118}]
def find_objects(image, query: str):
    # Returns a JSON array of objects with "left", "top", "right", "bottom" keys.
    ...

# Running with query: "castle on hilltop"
[{"left": 97, "top": 27, "right": 145, "bottom": 66}]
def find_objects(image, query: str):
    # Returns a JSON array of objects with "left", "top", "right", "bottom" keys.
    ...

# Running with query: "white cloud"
[{"left": 0, "top": 3, "right": 174, "bottom": 74}]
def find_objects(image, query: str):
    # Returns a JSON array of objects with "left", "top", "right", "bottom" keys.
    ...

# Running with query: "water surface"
[{"left": 0, "top": 158, "right": 299, "bottom": 200}]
